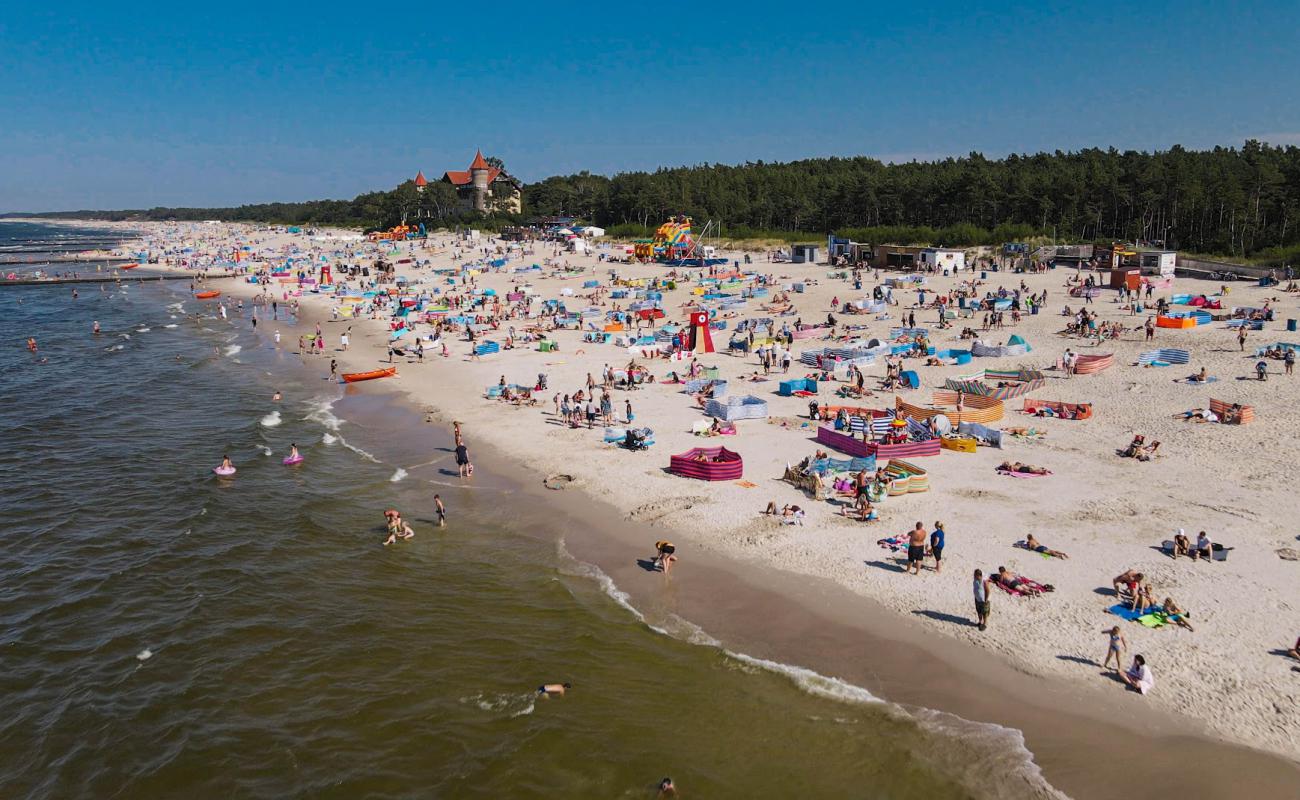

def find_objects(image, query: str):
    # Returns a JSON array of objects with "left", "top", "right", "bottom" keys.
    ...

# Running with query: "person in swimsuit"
[
  {"left": 1102, "top": 625, "right": 1127, "bottom": 672},
  {"left": 1161, "top": 598, "right": 1194, "bottom": 631},
  {"left": 455, "top": 442, "right": 471, "bottom": 478},
  {"left": 905, "top": 522, "right": 927, "bottom": 575},
  {"left": 657, "top": 778, "right": 677, "bottom": 798},
  {"left": 654, "top": 541, "right": 677, "bottom": 574},
  {"left": 538, "top": 683, "right": 571, "bottom": 696},
  {"left": 272, "top": 391, "right": 282, "bottom": 402},
  {"left": 1024, "top": 533, "right": 1068, "bottom": 559},
  {"left": 220, "top": 455, "right": 234, "bottom": 471},
  {"left": 434, "top": 495, "right": 446, "bottom": 527},
  {"left": 1112, "top": 570, "right": 1143, "bottom": 599},
  {"left": 287, "top": 443, "right": 300, "bottom": 461}
]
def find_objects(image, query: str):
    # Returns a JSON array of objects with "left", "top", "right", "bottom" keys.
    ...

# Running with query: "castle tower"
[
  {"left": 413, "top": 170, "right": 427, "bottom": 193},
  {"left": 469, "top": 150, "right": 490, "bottom": 212}
]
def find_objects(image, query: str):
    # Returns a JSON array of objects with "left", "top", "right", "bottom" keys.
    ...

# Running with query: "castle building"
[{"left": 438, "top": 150, "right": 522, "bottom": 214}]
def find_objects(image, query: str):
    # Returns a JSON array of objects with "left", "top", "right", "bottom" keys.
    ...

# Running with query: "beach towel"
[
  {"left": 997, "top": 469, "right": 1052, "bottom": 478},
  {"left": 1174, "top": 376, "right": 1219, "bottom": 384},
  {"left": 876, "top": 534, "right": 908, "bottom": 552},
  {"left": 994, "top": 576, "right": 1053, "bottom": 596},
  {"left": 1106, "top": 603, "right": 1162, "bottom": 624}
]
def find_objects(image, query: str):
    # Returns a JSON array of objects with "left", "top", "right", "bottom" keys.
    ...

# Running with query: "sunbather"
[
  {"left": 997, "top": 461, "right": 1049, "bottom": 475},
  {"left": 1161, "top": 598, "right": 1194, "bottom": 631},
  {"left": 993, "top": 566, "right": 1053, "bottom": 596},
  {"left": 1023, "top": 533, "right": 1068, "bottom": 559},
  {"left": 1131, "top": 582, "right": 1156, "bottom": 614},
  {"left": 1175, "top": 407, "right": 1219, "bottom": 423}
]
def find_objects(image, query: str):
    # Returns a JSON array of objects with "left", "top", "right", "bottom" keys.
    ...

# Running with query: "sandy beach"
[{"left": 96, "top": 219, "right": 1300, "bottom": 769}]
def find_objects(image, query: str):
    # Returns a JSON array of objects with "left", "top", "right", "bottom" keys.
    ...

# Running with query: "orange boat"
[
  {"left": 341, "top": 366, "right": 397, "bottom": 383},
  {"left": 194, "top": 290, "right": 221, "bottom": 299},
  {"left": 120, "top": 262, "right": 139, "bottom": 270}
]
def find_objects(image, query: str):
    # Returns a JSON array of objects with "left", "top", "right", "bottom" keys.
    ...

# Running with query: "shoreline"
[{"left": 94, "top": 221, "right": 1300, "bottom": 793}]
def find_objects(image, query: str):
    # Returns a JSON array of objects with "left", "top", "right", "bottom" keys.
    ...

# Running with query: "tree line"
[{"left": 10, "top": 142, "right": 1298, "bottom": 261}]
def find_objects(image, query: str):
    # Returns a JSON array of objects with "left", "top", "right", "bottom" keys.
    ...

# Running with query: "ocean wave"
[
  {"left": 224, "top": 345, "right": 242, "bottom": 357},
  {"left": 136, "top": 327, "right": 151, "bottom": 333},
  {"left": 321, "top": 432, "right": 337, "bottom": 445},
  {"left": 164, "top": 324, "right": 178, "bottom": 329},
  {"left": 258, "top": 445, "right": 273, "bottom": 456},
  {"left": 338, "top": 436, "right": 379, "bottom": 463},
  {"left": 136, "top": 648, "right": 153, "bottom": 661},
  {"left": 389, "top": 468, "right": 408, "bottom": 482},
  {"left": 460, "top": 692, "right": 536, "bottom": 719},
  {"left": 303, "top": 397, "right": 342, "bottom": 431},
  {"left": 554, "top": 540, "right": 644, "bottom": 622},
  {"left": 260, "top": 411, "right": 281, "bottom": 428},
  {"left": 723, "top": 650, "right": 882, "bottom": 705}
]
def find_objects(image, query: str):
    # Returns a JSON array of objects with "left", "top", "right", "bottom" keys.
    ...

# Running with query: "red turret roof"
[
  {"left": 413, "top": 171, "right": 427, "bottom": 187},
  {"left": 470, "top": 150, "right": 490, "bottom": 170}
]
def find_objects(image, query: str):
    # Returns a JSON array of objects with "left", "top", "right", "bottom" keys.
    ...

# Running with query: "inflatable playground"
[{"left": 634, "top": 216, "right": 728, "bottom": 267}]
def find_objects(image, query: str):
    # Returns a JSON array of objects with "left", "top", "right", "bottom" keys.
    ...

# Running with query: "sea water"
[{"left": 0, "top": 221, "right": 1060, "bottom": 798}]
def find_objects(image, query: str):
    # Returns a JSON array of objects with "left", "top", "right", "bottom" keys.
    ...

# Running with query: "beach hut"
[{"left": 668, "top": 446, "right": 744, "bottom": 481}]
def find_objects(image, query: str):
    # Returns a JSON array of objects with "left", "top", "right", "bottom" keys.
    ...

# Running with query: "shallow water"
[{"left": 0, "top": 222, "right": 1059, "bottom": 798}]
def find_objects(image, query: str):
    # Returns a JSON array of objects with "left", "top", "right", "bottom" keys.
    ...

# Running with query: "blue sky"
[{"left": 2, "top": 1, "right": 1296, "bottom": 211}]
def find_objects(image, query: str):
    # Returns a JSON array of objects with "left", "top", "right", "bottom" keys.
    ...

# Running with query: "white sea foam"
[
  {"left": 136, "top": 327, "right": 151, "bottom": 333},
  {"left": 136, "top": 648, "right": 153, "bottom": 661},
  {"left": 303, "top": 397, "right": 342, "bottom": 431},
  {"left": 723, "top": 650, "right": 883, "bottom": 705},
  {"left": 338, "top": 436, "right": 380, "bottom": 463},
  {"left": 321, "top": 432, "right": 338, "bottom": 445},
  {"left": 389, "top": 468, "right": 408, "bottom": 482},
  {"left": 258, "top": 445, "right": 273, "bottom": 456},
  {"left": 164, "top": 324, "right": 177, "bottom": 329},
  {"left": 224, "top": 344, "right": 242, "bottom": 357},
  {"left": 166, "top": 302, "right": 184, "bottom": 313},
  {"left": 461, "top": 692, "right": 536, "bottom": 718},
  {"left": 260, "top": 411, "right": 281, "bottom": 428}
]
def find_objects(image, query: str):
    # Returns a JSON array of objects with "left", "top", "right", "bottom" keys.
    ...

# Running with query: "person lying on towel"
[
  {"left": 997, "top": 461, "right": 1049, "bottom": 475},
  {"left": 1021, "top": 534, "right": 1069, "bottom": 559},
  {"left": 1174, "top": 407, "right": 1219, "bottom": 423},
  {"left": 994, "top": 566, "right": 1053, "bottom": 596}
]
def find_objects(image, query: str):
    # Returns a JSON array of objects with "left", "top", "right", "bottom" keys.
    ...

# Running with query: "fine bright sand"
[{"left": 116, "top": 221, "right": 1299, "bottom": 763}]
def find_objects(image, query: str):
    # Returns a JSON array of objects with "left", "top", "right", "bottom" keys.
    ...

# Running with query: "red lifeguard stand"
[{"left": 687, "top": 311, "right": 714, "bottom": 354}]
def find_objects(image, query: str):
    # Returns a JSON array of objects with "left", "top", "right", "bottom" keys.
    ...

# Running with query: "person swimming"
[
  {"left": 272, "top": 391, "right": 282, "bottom": 402},
  {"left": 538, "top": 682, "right": 571, "bottom": 696},
  {"left": 288, "top": 443, "right": 299, "bottom": 460}
]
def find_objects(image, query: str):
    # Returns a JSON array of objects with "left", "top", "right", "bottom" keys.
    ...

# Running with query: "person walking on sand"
[
  {"left": 1102, "top": 625, "right": 1127, "bottom": 672},
  {"left": 905, "top": 522, "right": 927, "bottom": 575},
  {"left": 330, "top": 359, "right": 337, "bottom": 380},
  {"left": 1238, "top": 326, "right": 1248, "bottom": 352},
  {"left": 625, "top": 399, "right": 634, "bottom": 424},
  {"left": 973, "top": 569, "right": 991, "bottom": 631}
]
